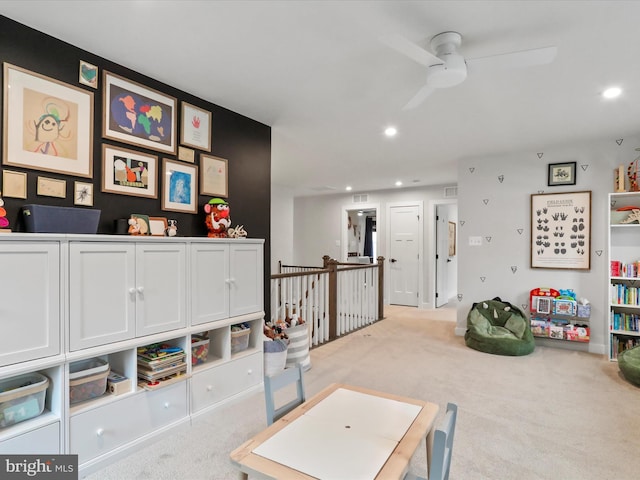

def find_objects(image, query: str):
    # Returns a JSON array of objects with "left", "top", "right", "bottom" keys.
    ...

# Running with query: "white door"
[
  {"left": 435, "top": 205, "right": 449, "bottom": 307},
  {"left": 389, "top": 205, "right": 420, "bottom": 306}
]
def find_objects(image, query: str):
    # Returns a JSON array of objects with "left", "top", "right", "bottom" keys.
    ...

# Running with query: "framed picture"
[
  {"left": 162, "top": 158, "right": 198, "bottom": 214},
  {"left": 548, "top": 161, "right": 576, "bottom": 186},
  {"left": 149, "top": 216, "right": 168, "bottom": 236},
  {"left": 200, "top": 154, "right": 228, "bottom": 197},
  {"left": 531, "top": 191, "right": 591, "bottom": 270},
  {"left": 3, "top": 63, "right": 94, "bottom": 178},
  {"left": 102, "top": 144, "right": 158, "bottom": 198},
  {"left": 129, "top": 213, "right": 151, "bottom": 235},
  {"left": 103, "top": 70, "right": 177, "bottom": 154},
  {"left": 180, "top": 102, "right": 211, "bottom": 152},
  {"left": 2, "top": 170, "right": 27, "bottom": 199},
  {"left": 74, "top": 181, "right": 94, "bottom": 206},
  {"left": 79, "top": 60, "right": 98, "bottom": 89},
  {"left": 37, "top": 176, "right": 66, "bottom": 198},
  {"left": 448, "top": 221, "right": 456, "bottom": 257}
]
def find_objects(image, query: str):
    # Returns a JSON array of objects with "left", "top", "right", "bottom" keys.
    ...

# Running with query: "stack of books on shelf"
[
  {"left": 137, "top": 343, "right": 186, "bottom": 386},
  {"left": 611, "top": 284, "right": 640, "bottom": 305},
  {"left": 611, "top": 260, "right": 640, "bottom": 277},
  {"left": 611, "top": 311, "right": 640, "bottom": 332}
]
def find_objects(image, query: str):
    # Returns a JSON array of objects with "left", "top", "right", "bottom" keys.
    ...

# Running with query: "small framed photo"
[
  {"left": 37, "top": 176, "right": 66, "bottom": 198},
  {"left": 129, "top": 214, "right": 151, "bottom": 235},
  {"left": 2, "top": 170, "right": 27, "bottom": 199},
  {"left": 102, "top": 144, "right": 158, "bottom": 198},
  {"left": 79, "top": 60, "right": 98, "bottom": 88},
  {"left": 548, "top": 162, "right": 576, "bottom": 186},
  {"left": 149, "top": 216, "right": 168, "bottom": 236},
  {"left": 200, "top": 154, "right": 228, "bottom": 197},
  {"left": 74, "top": 181, "right": 94, "bottom": 206},
  {"left": 180, "top": 102, "right": 211, "bottom": 152},
  {"left": 162, "top": 158, "right": 198, "bottom": 214}
]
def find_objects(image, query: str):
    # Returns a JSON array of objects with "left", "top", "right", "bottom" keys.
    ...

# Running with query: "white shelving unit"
[
  {"left": 608, "top": 192, "right": 640, "bottom": 360},
  {"left": 0, "top": 234, "right": 264, "bottom": 476}
]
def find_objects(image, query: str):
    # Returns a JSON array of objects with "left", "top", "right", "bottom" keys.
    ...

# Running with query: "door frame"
[
  {"left": 341, "top": 203, "right": 380, "bottom": 262},
  {"left": 428, "top": 198, "right": 457, "bottom": 308},
  {"left": 386, "top": 201, "right": 424, "bottom": 308}
]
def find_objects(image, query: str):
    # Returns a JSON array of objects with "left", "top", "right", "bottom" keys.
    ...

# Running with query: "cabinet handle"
[
  {"left": 224, "top": 278, "right": 231, "bottom": 284},
  {"left": 128, "top": 288, "right": 136, "bottom": 295},
  {"left": 164, "top": 402, "right": 170, "bottom": 409},
  {"left": 206, "top": 385, "right": 213, "bottom": 391},
  {"left": 247, "top": 369, "right": 253, "bottom": 375},
  {"left": 229, "top": 278, "right": 236, "bottom": 284},
  {"left": 96, "top": 428, "right": 104, "bottom": 437},
  {"left": 137, "top": 287, "right": 144, "bottom": 294}
]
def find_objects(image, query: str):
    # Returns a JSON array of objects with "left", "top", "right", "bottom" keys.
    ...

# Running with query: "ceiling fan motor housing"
[{"left": 427, "top": 31, "right": 467, "bottom": 88}]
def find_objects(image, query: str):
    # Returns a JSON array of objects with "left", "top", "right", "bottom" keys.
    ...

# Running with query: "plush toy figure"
[
  {"left": 166, "top": 219, "right": 178, "bottom": 237},
  {"left": 205, "top": 198, "right": 231, "bottom": 238}
]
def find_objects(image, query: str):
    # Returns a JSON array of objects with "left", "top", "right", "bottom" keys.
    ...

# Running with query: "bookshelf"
[{"left": 608, "top": 192, "right": 640, "bottom": 360}]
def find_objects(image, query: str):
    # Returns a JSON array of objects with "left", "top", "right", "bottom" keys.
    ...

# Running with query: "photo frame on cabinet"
[
  {"left": 102, "top": 144, "right": 158, "bottom": 199},
  {"left": 200, "top": 154, "right": 228, "bottom": 197},
  {"left": 162, "top": 158, "right": 198, "bottom": 214},
  {"left": 103, "top": 70, "right": 177, "bottom": 155},
  {"left": 149, "top": 216, "right": 168, "bottom": 236},
  {"left": 74, "top": 181, "right": 94, "bottom": 206},
  {"left": 3, "top": 63, "right": 94, "bottom": 178},
  {"left": 547, "top": 161, "right": 576, "bottom": 186},
  {"left": 129, "top": 213, "right": 151, "bottom": 235},
  {"left": 530, "top": 190, "right": 591, "bottom": 270},
  {"left": 2, "top": 170, "right": 27, "bottom": 199},
  {"left": 180, "top": 102, "right": 211, "bottom": 152}
]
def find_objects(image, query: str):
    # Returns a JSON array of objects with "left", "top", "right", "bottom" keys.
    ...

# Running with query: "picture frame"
[
  {"left": 78, "top": 60, "right": 98, "bottom": 89},
  {"left": 2, "top": 170, "right": 27, "bottom": 199},
  {"left": 129, "top": 213, "right": 151, "bottom": 235},
  {"left": 547, "top": 161, "right": 576, "bottom": 186},
  {"left": 102, "top": 144, "right": 158, "bottom": 198},
  {"left": 37, "top": 176, "right": 66, "bottom": 198},
  {"left": 149, "top": 216, "right": 168, "bottom": 236},
  {"left": 531, "top": 190, "right": 591, "bottom": 270},
  {"left": 3, "top": 63, "right": 94, "bottom": 178},
  {"left": 103, "top": 70, "right": 177, "bottom": 155},
  {"left": 200, "top": 154, "right": 228, "bottom": 197},
  {"left": 180, "top": 102, "right": 212, "bottom": 152},
  {"left": 74, "top": 181, "right": 94, "bottom": 206},
  {"left": 448, "top": 221, "right": 456, "bottom": 257},
  {"left": 162, "top": 158, "right": 198, "bottom": 214}
]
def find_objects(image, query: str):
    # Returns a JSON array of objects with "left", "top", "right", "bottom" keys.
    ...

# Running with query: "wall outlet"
[{"left": 468, "top": 236, "right": 482, "bottom": 246}]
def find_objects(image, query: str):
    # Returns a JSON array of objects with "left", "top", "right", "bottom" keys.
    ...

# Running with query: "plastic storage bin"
[
  {"left": 22, "top": 204, "right": 101, "bottom": 234},
  {"left": 191, "top": 335, "right": 210, "bottom": 366},
  {"left": 69, "top": 358, "right": 110, "bottom": 404},
  {"left": 0, "top": 372, "right": 49, "bottom": 427},
  {"left": 231, "top": 327, "right": 251, "bottom": 354}
]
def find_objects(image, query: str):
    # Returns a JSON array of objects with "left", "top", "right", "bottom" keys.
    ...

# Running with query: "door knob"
[{"left": 390, "top": 258, "right": 397, "bottom": 263}]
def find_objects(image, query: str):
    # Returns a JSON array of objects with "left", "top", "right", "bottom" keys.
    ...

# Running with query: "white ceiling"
[{"left": 2, "top": 1, "right": 640, "bottom": 197}]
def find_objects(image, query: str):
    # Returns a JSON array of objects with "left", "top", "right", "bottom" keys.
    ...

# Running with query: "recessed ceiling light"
[
  {"left": 345, "top": 186, "right": 352, "bottom": 191},
  {"left": 395, "top": 180, "right": 403, "bottom": 187},
  {"left": 385, "top": 126, "right": 397, "bottom": 137},
  {"left": 603, "top": 87, "right": 622, "bottom": 99}
]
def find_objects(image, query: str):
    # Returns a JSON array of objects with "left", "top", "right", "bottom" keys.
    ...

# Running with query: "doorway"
[
  {"left": 431, "top": 200, "right": 458, "bottom": 308},
  {"left": 342, "top": 203, "right": 380, "bottom": 263},
  {"left": 387, "top": 203, "right": 423, "bottom": 307}
]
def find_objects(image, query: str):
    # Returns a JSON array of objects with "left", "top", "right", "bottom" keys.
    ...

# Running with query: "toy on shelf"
[
  {"left": 529, "top": 287, "right": 590, "bottom": 342},
  {"left": 204, "top": 198, "right": 230, "bottom": 238},
  {"left": 0, "top": 192, "right": 9, "bottom": 232}
]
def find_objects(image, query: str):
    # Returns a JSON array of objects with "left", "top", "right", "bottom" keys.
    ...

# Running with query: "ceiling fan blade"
[
  {"left": 402, "top": 84, "right": 435, "bottom": 110},
  {"left": 466, "top": 46, "right": 557, "bottom": 73},
  {"left": 381, "top": 33, "right": 442, "bottom": 67}
]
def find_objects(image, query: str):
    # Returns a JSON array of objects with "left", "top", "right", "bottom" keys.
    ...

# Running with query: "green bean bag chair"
[
  {"left": 465, "top": 297, "right": 535, "bottom": 356},
  {"left": 618, "top": 345, "right": 640, "bottom": 387}
]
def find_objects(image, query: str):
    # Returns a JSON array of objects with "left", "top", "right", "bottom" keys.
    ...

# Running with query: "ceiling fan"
[{"left": 382, "top": 31, "right": 557, "bottom": 109}]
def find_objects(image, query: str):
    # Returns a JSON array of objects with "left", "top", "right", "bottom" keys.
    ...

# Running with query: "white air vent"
[
  {"left": 353, "top": 194, "right": 369, "bottom": 203},
  {"left": 444, "top": 186, "right": 458, "bottom": 198}
]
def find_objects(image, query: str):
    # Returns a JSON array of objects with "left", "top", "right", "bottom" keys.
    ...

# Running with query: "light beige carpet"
[{"left": 86, "top": 305, "right": 640, "bottom": 480}]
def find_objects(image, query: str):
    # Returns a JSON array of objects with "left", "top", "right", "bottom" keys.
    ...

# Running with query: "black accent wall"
[{"left": 0, "top": 15, "right": 271, "bottom": 307}]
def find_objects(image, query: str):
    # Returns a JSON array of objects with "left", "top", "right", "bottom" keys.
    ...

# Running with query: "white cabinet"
[
  {"left": 0, "top": 422, "right": 60, "bottom": 454},
  {"left": 0, "top": 242, "right": 60, "bottom": 367},
  {"left": 69, "top": 241, "right": 186, "bottom": 350},
  {"left": 608, "top": 193, "right": 640, "bottom": 360},
  {"left": 191, "top": 241, "right": 263, "bottom": 325}
]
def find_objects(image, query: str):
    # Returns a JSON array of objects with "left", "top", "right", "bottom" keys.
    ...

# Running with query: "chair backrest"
[
  {"left": 264, "top": 364, "right": 306, "bottom": 425},
  {"left": 429, "top": 402, "right": 458, "bottom": 480}
]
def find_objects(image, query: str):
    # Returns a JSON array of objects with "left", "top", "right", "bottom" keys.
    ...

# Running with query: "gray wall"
[{"left": 456, "top": 135, "right": 639, "bottom": 354}]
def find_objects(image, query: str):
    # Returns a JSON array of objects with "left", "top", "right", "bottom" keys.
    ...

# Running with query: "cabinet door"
[
  {"left": 0, "top": 422, "right": 60, "bottom": 454},
  {"left": 69, "top": 243, "right": 136, "bottom": 351},
  {"left": 135, "top": 243, "right": 187, "bottom": 336},
  {"left": 0, "top": 242, "right": 60, "bottom": 367},
  {"left": 191, "top": 243, "right": 230, "bottom": 324},
  {"left": 229, "top": 243, "right": 264, "bottom": 317}
]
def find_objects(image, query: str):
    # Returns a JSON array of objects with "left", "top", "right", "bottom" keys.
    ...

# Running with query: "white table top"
[{"left": 252, "top": 387, "right": 422, "bottom": 479}]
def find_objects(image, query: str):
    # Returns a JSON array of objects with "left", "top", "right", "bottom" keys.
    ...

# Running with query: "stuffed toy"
[{"left": 205, "top": 198, "right": 231, "bottom": 238}]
